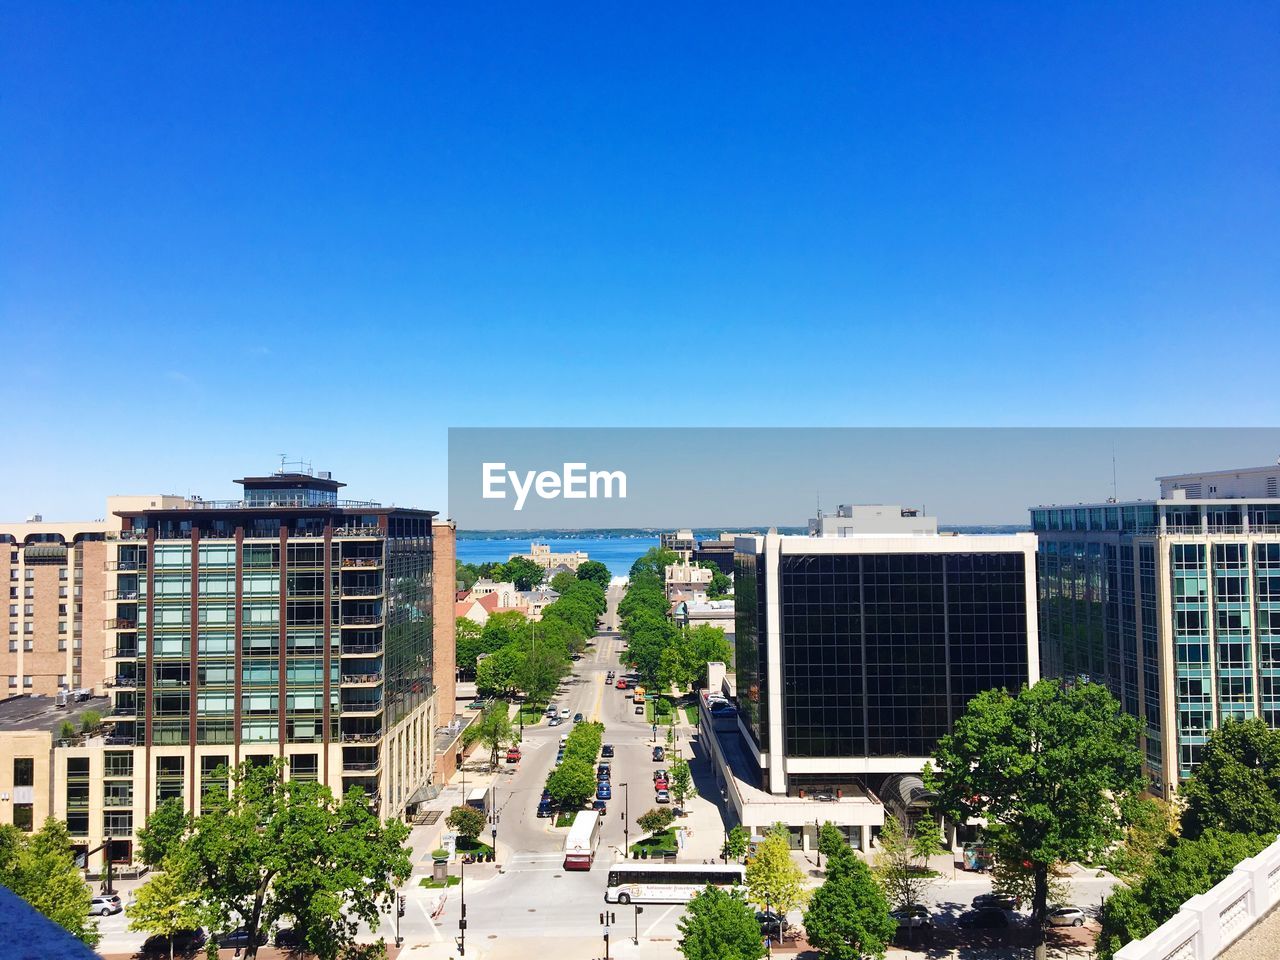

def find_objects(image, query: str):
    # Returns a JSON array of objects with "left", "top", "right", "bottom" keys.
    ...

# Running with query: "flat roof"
[
  {"left": 1156, "top": 464, "right": 1280, "bottom": 481},
  {"left": 0, "top": 694, "right": 109, "bottom": 734}
]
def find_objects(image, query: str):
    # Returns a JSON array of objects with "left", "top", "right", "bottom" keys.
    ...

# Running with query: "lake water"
[{"left": 455, "top": 535, "right": 660, "bottom": 577}]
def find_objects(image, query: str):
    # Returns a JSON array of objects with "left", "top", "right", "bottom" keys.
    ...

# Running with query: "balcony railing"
[
  {"left": 341, "top": 643, "right": 384, "bottom": 656},
  {"left": 104, "top": 677, "right": 138, "bottom": 689},
  {"left": 105, "top": 589, "right": 140, "bottom": 601},
  {"left": 342, "top": 760, "right": 381, "bottom": 772},
  {"left": 104, "top": 618, "right": 138, "bottom": 631},
  {"left": 341, "top": 673, "right": 383, "bottom": 686},
  {"left": 105, "top": 646, "right": 139, "bottom": 660},
  {"left": 341, "top": 558, "right": 382, "bottom": 568},
  {"left": 105, "top": 560, "right": 147, "bottom": 572},
  {"left": 341, "top": 615, "right": 383, "bottom": 626},
  {"left": 109, "top": 704, "right": 138, "bottom": 718},
  {"left": 340, "top": 732, "right": 382, "bottom": 743},
  {"left": 341, "top": 699, "right": 384, "bottom": 713},
  {"left": 333, "top": 526, "right": 383, "bottom": 537}
]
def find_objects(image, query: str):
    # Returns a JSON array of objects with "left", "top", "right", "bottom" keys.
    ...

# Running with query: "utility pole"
[
  {"left": 620, "top": 782, "right": 629, "bottom": 855},
  {"left": 395, "top": 894, "right": 404, "bottom": 948},
  {"left": 458, "top": 853, "right": 467, "bottom": 955},
  {"left": 599, "top": 911, "right": 614, "bottom": 960},
  {"left": 633, "top": 905, "right": 643, "bottom": 945}
]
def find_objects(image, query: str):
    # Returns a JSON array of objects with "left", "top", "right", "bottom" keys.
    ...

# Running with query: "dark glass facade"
[
  {"left": 777, "top": 552, "right": 1029, "bottom": 760},
  {"left": 733, "top": 548, "right": 767, "bottom": 751}
]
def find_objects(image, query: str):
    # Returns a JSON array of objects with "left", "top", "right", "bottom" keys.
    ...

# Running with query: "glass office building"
[
  {"left": 734, "top": 512, "right": 1037, "bottom": 802},
  {"left": 82, "top": 468, "right": 439, "bottom": 862},
  {"left": 1032, "top": 463, "right": 1280, "bottom": 795}
]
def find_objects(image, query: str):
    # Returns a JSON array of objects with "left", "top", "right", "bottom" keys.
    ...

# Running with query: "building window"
[
  {"left": 14, "top": 758, "right": 34, "bottom": 787},
  {"left": 156, "top": 756, "right": 184, "bottom": 804},
  {"left": 13, "top": 804, "right": 33, "bottom": 832},
  {"left": 6, "top": 676, "right": 14, "bottom": 688},
  {"left": 289, "top": 753, "right": 319, "bottom": 781},
  {"left": 22, "top": 676, "right": 32, "bottom": 688}
]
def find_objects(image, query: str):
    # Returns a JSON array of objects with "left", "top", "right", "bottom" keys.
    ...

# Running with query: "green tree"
[
  {"left": 724, "top": 825, "right": 750, "bottom": 862},
  {"left": 546, "top": 758, "right": 596, "bottom": 810},
  {"left": 746, "top": 826, "right": 807, "bottom": 916},
  {"left": 681, "top": 625, "right": 734, "bottom": 688},
  {"left": 516, "top": 641, "right": 568, "bottom": 704},
  {"left": 474, "top": 644, "right": 524, "bottom": 697},
  {"left": 697, "top": 562, "right": 733, "bottom": 599},
  {"left": 550, "top": 571, "right": 578, "bottom": 595},
  {"left": 805, "top": 845, "right": 896, "bottom": 960},
  {"left": 678, "top": 886, "right": 766, "bottom": 960},
  {"left": 495, "top": 556, "right": 545, "bottom": 591},
  {"left": 456, "top": 561, "right": 481, "bottom": 591},
  {"left": 638, "top": 808, "right": 676, "bottom": 835},
  {"left": 872, "top": 815, "right": 942, "bottom": 909},
  {"left": 576, "top": 560, "right": 612, "bottom": 591},
  {"left": 630, "top": 547, "right": 681, "bottom": 580},
  {"left": 128, "top": 858, "right": 203, "bottom": 960},
  {"left": 182, "top": 760, "right": 411, "bottom": 960},
  {"left": 668, "top": 758, "right": 697, "bottom": 811},
  {"left": 463, "top": 702, "right": 514, "bottom": 768},
  {"left": 0, "top": 819, "right": 99, "bottom": 946},
  {"left": 817, "top": 822, "right": 847, "bottom": 861},
  {"left": 1180, "top": 718, "right": 1280, "bottom": 839},
  {"left": 927, "top": 679, "right": 1143, "bottom": 944},
  {"left": 1107, "top": 795, "right": 1178, "bottom": 881},
  {"left": 987, "top": 824, "right": 1069, "bottom": 910},
  {"left": 137, "top": 797, "right": 191, "bottom": 868},
  {"left": 454, "top": 617, "right": 485, "bottom": 675},
  {"left": 1097, "top": 830, "right": 1271, "bottom": 959},
  {"left": 80, "top": 709, "right": 102, "bottom": 733},
  {"left": 445, "top": 805, "right": 486, "bottom": 842}
]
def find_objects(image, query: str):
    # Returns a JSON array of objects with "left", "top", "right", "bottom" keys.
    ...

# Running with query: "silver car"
[
  {"left": 1047, "top": 906, "right": 1086, "bottom": 927},
  {"left": 90, "top": 894, "right": 122, "bottom": 916}
]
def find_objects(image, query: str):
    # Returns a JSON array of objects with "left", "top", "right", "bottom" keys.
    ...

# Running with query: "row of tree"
[
  {"left": 544, "top": 721, "right": 606, "bottom": 810},
  {"left": 456, "top": 555, "right": 612, "bottom": 594},
  {"left": 126, "top": 759, "right": 411, "bottom": 960},
  {"left": 620, "top": 547, "right": 733, "bottom": 691}
]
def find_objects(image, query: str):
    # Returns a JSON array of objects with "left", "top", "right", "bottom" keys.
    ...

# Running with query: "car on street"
[
  {"left": 1047, "top": 906, "right": 1087, "bottom": 927},
  {"left": 274, "top": 927, "right": 305, "bottom": 948},
  {"left": 652, "top": 746, "right": 665, "bottom": 761},
  {"left": 537, "top": 798, "right": 554, "bottom": 818},
  {"left": 891, "top": 905, "right": 932, "bottom": 928},
  {"left": 593, "top": 799, "right": 607, "bottom": 816},
  {"left": 573, "top": 712, "right": 584, "bottom": 723},
  {"left": 141, "top": 929, "right": 206, "bottom": 957},
  {"left": 505, "top": 746, "right": 521, "bottom": 763},
  {"left": 756, "top": 910, "right": 789, "bottom": 939},
  {"left": 655, "top": 788, "right": 670, "bottom": 803},
  {"left": 959, "top": 908, "right": 1010, "bottom": 929},
  {"left": 652, "top": 768, "right": 667, "bottom": 781},
  {"left": 549, "top": 716, "right": 563, "bottom": 727},
  {"left": 597, "top": 763, "right": 611, "bottom": 780},
  {"left": 597, "top": 782, "right": 612, "bottom": 800},
  {"left": 973, "top": 892, "right": 1020, "bottom": 911},
  {"left": 616, "top": 678, "right": 629, "bottom": 689},
  {"left": 546, "top": 704, "right": 558, "bottom": 717},
  {"left": 602, "top": 743, "right": 614, "bottom": 757},
  {"left": 653, "top": 777, "right": 668, "bottom": 791},
  {"left": 217, "top": 927, "right": 269, "bottom": 949},
  {"left": 560, "top": 708, "right": 571, "bottom": 718},
  {"left": 541, "top": 788, "right": 552, "bottom": 802},
  {"left": 555, "top": 750, "right": 565, "bottom": 764},
  {"left": 606, "top": 671, "right": 615, "bottom": 681},
  {"left": 634, "top": 704, "right": 643, "bottom": 714},
  {"left": 90, "top": 893, "right": 123, "bottom": 916}
]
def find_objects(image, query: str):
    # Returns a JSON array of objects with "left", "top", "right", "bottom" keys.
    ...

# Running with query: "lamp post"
[
  {"left": 815, "top": 818, "right": 822, "bottom": 869},
  {"left": 458, "top": 850, "right": 467, "bottom": 956},
  {"left": 395, "top": 893, "right": 405, "bottom": 948},
  {"left": 619, "top": 782, "right": 629, "bottom": 855},
  {"left": 600, "top": 911, "right": 615, "bottom": 960},
  {"left": 633, "top": 905, "right": 643, "bottom": 945}
]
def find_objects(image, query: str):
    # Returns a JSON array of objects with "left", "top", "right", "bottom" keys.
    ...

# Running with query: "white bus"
[
  {"left": 604, "top": 863, "right": 747, "bottom": 904},
  {"left": 563, "top": 810, "right": 602, "bottom": 871}
]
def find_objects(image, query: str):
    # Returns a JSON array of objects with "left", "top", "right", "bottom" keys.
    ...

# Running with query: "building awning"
[
  {"left": 882, "top": 774, "right": 936, "bottom": 815},
  {"left": 23, "top": 543, "right": 68, "bottom": 562},
  {"left": 405, "top": 783, "right": 440, "bottom": 807}
]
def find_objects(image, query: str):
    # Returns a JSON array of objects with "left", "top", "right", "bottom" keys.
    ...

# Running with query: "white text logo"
[{"left": 481, "top": 462, "right": 628, "bottom": 511}]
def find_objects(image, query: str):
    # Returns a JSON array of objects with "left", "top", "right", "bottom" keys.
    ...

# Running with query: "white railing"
[{"left": 1115, "top": 833, "right": 1280, "bottom": 960}]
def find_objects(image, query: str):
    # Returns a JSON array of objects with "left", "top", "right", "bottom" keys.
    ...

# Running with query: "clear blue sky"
[{"left": 2, "top": 4, "right": 1277, "bottom": 519}]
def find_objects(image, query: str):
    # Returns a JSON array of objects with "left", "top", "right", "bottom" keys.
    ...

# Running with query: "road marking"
[
  {"left": 591, "top": 663, "right": 606, "bottom": 722},
  {"left": 643, "top": 904, "right": 678, "bottom": 935},
  {"left": 414, "top": 894, "right": 444, "bottom": 941}
]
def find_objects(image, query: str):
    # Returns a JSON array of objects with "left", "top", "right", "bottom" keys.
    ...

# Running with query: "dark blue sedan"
[{"left": 596, "top": 781, "right": 612, "bottom": 800}]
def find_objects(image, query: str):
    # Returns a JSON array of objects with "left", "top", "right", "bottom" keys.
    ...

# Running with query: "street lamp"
[
  {"left": 815, "top": 818, "right": 822, "bottom": 869},
  {"left": 458, "top": 848, "right": 467, "bottom": 956},
  {"left": 619, "top": 782, "right": 629, "bottom": 855},
  {"left": 633, "top": 905, "right": 643, "bottom": 945},
  {"left": 395, "top": 894, "right": 405, "bottom": 948},
  {"left": 600, "top": 911, "right": 615, "bottom": 960}
]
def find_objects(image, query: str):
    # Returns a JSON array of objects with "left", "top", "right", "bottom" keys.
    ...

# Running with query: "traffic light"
[{"left": 398, "top": 896, "right": 406, "bottom": 917}]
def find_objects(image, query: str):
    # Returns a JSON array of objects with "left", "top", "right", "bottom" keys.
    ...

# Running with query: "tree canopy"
[
  {"left": 137, "top": 796, "right": 191, "bottom": 868},
  {"left": 0, "top": 818, "right": 99, "bottom": 946},
  {"left": 445, "top": 805, "right": 486, "bottom": 841},
  {"left": 927, "top": 679, "right": 1143, "bottom": 934},
  {"left": 463, "top": 702, "right": 515, "bottom": 768},
  {"left": 745, "top": 826, "right": 807, "bottom": 916},
  {"left": 804, "top": 845, "right": 896, "bottom": 960},
  {"left": 127, "top": 858, "right": 202, "bottom": 960},
  {"left": 1179, "top": 718, "right": 1280, "bottom": 840},
  {"left": 872, "top": 814, "right": 942, "bottom": 909},
  {"left": 678, "top": 886, "right": 766, "bottom": 960},
  {"left": 576, "top": 560, "right": 611, "bottom": 590}
]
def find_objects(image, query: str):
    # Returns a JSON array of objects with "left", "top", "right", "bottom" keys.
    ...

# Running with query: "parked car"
[
  {"left": 653, "top": 777, "right": 668, "bottom": 791},
  {"left": 602, "top": 743, "right": 615, "bottom": 758},
  {"left": 973, "top": 892, "right": 1020, "bottom": 911},
  {"left": 597, "top": 782, "right": 612, "bottom": 800},
  {"left": 652, "top": 769, "right": 668, "bottom": 782},
  {"left": 217, "top": 927, "right": 268, "bottom": 949},
  {"left": 141, "top": 929, "right": 206, "bottom": 957},
  {"left": 652, "top": 746, "right": 665, "bottom": 762},
  {"left": 274, "top": 927, "right": 305, "bottom": 948},
  {"left": 573, "top": 712, "right": 584, "bottom": 723},
  {"left": 959, "top": 908, "right": 1010, "bottom": 929},
  {"left": 549, "top": 716, "right": 563, "bottom": 727},
  {"left": 1047, "top": 906, "right": 1086, "bottom": 927},
  {"left": 709, "top": 701, "right": 736, "bottom": 716},
  {"left": 505, "top": 746, "right": 521, "bottom": 763},
  {"left": 890, "top": 905, "right": 932, "bottom": 928},
  {"left": 655, "top": 788, "right": 670, "bottom": 803},
  {"left": 90, "top": 893, "right": 123, "bottom": 916},
  {"left": 592, "top": 799, "right": 608, "bottom": 816},
  {"left": 756, "top": 910, "right": 789, "bottom": 938},
  {"left": 541, "top": 788, "right": 552, "bottom": 802},
  {"left": 537, "top": 798, "right": 554, "bottom": 818},
  {"left": 597, "top": 763, "right": 611, "bottom": 780},
  {"left": 634, "top": 704, "right": 644, "bottom": 714}
]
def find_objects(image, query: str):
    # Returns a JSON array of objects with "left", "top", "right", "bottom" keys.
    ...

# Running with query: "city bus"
[
  {"left": 563, "top": 810, "right": 602, "bottom": 871},
  {"left": 604, "top": 863, "right": 747, "bottom": 904}
]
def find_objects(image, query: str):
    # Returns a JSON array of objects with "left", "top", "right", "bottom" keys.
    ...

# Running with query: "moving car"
[
  {"left": 546, "top": 704, "right": 558, "bottom": 717},
  {"left": 560, "top": 707, "right": 571, "bottom": 718},
  {"left": 973, "top": 892, "right": 1020, "bottom": 911},
  {"left": 1047, "top": 906, "right": 1086, "bottom": 927},
  {"left": 593, "top": 799, "right": 608, "bottom": 816},
  {"left": 616, "top": 678, "right": 629, "bottom": 689},
  {"left": 505, "top": 746, "right": 521, "bottom": 763},
  {"left": 890, "top": 905, "right": 931, "bottom": 928},
  {"left": 959, "top": 908, "right": 1009, "bottom": 929},
  {"left": 573, "top": 712, "right": 584, "bottom": 723},
  {"left": 537, "top": 798, "right": 554, "bottom": 818},
  {"left": 652, "top": 768, "right": 668, "bottom": 781},
  {"left": 597, "top": 782, "right": 612, "bottom": 800},
  {"left": 90, "top": 893, "right": 122, "bottom": 916},
  {"left": 653, "top": 777, "right": 668, "bottom": 791},
  {"left": 652, "top": 746, "right": 665, "bottom": 761},
  {"left": 655, "top": 788, "right": 670, "bottom": 803},
  {"left": 601, "top": 743, "right": 614, "bottom": 758},
  {"left": 549, "top": 716, "right": 563, "bottom": 727}
]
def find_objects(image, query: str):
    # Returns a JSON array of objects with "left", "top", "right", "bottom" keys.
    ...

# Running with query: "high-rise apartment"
[
  {"left": 46, "top": 467, "right": 447, "bottom": 866},
  {"left": 1032, "top": 463, "right": 1280, "bottom": 796}
]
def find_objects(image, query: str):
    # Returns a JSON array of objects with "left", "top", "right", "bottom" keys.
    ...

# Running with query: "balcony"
[
  {"left": 104, "top": 618, "right": 138, "bottom": 631},
  {"left": 340, "top": 614, "right": 383, "bottom": 627},
  {"left": 333, "top": 526, "right": 383, "bottom": 538},
  {"left": 104, "top": 676, "right": 138, "bottom": 690},
  {"left": 108, "top": 703, "right": 138, "bottom": 718},
  {"left": 105, "top": 645, "right": 139, "bottom": 660},
  {"left": 340, "top": 642, "right": 383, "bottom": 657},
  {"left": 341, "top": 699, "right": 384, "bottom": 714},
  {"left": 339, "top": 581, "right": 384, "bottom": 598},
  {"left": 341, "top": 672, "right": 383, "bottom": 687},
  {"left": 340, "top": 557, "right": 383, "bottom": 568},
  {"left": 105, "top": 589, "right": 140, "bottom": 601},
  {"left": 340, "top": 731, "right": 383, "bottom": 743},
  {"left": 105, "top": 560, "right": 147, "bottom": 572},
  {"left": 342, "top": 759, "right": 382, "bottom": 772}
]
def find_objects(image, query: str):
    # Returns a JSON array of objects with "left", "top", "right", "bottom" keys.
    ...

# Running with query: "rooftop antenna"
[
  {"left": 279, "top": 453, "right": 287, "bottom": 474},
  {"left": 1111, "top": 444, "right": 1118, "bottom": 503}
]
